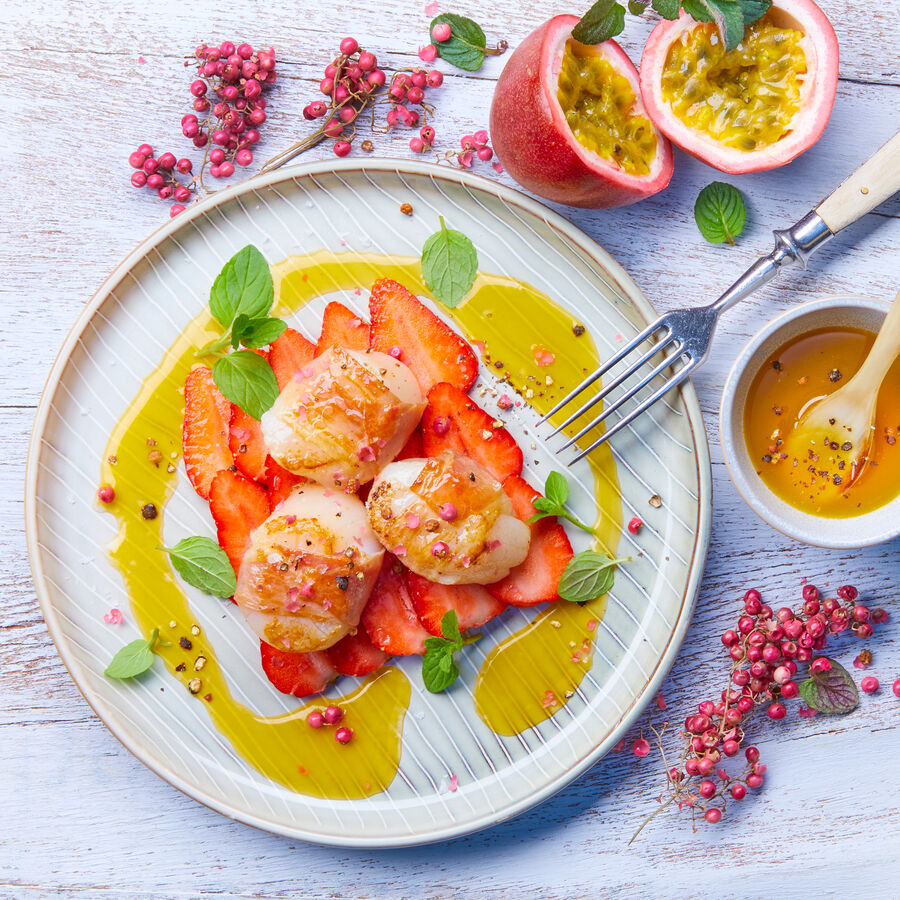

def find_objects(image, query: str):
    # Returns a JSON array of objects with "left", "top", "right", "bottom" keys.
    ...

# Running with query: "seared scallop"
[
  {"left": 261, "top": 346, "right": 425, "bottom": 492},
  {"left": 234, "top": 483, "right": 384, "bottom": 653},
  {"left": 366, "top": 451, "right": 530, "bottom": 585}
]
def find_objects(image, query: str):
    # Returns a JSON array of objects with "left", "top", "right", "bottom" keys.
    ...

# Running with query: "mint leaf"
[
  {"left": 572, "top": 0, "right": 627, "bottom": 44},
  {"left": 798, "top": 659, "right": 859, "bottom": 715},
  {"left": 213, "top": 350, "right": 280, "bottom": 420},
  {"left": 694, "top": 182, "right": 747, "bottom": 245},
  {"left": 105, "top": 628, "right": 160, "bottom": 680},
  {"left": 162, "top": 536, "right": 237, "bottom": 597},
  {"left": 421, "top": 611, "right": 479, "bottom": 693},
  {"left": 736, "top": 0, "right": 771, "bottom": 24},
  {"left": 544, "top": 470, "right": 569, "bottom": 508},
  {"left": 651, "top": 0, "right": 681, "bottom": 17},
  {"left": 430, "top": 13, "right": 487, "bottom": 71},
  {"left": 233, "top": 316, "right": 287, "bottom": 350},
  {"left": 423, "top": 640, "right": 460, "bottom": 693},
  {"left": 421, "top": 217, "right": 478, "bottom": 308},
  {"left": 708, "top": 0, "right": 745, "bottom": 50},
  {"left": 526, "top": 471, "right": 597, "bottom": 536},
  {"left": 628, "top": 0, "right": 649, "bottom": 13},
  {"left": 209, "top": 245, "right": 274, "bottom": 328},
  {"left": 680, "top": 0, "right": 714, "bottom": 21},
  {"left": 557, "top": 551, "right": 624, "bottom": 603}
]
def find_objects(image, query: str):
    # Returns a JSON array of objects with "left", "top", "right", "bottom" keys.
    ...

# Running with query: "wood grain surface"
[{"left": 3, "top": 0, "right": 899, "bottom": 897}]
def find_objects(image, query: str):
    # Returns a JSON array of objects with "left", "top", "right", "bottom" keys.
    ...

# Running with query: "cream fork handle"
[{"left": 816, "top": 130, "right": 900, "bottom": 233}]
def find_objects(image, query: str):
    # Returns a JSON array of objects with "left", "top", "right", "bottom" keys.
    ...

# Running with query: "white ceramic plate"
[{"left": 26, "top": 159, "right": 711, "bottom": 847}]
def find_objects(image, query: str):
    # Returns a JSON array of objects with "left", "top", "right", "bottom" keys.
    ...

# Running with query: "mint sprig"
[
  {"left": 574, "top": 0, "right": 771, "bottom": 50},
  {"left": 196, "top": 245, "right": 285, "bottom": 420},
  {"left": 557, "top": 551, "right": 626, "bottom": 603},
  {"left": 694, "top": 182, "right": 747, "bottom": 245},
  {"left": 105, "top": 628, "right": 162, "bottom": 680},
  {"left": 528, "top": 471, "right": 597, "bottom": 537},
  {"left": 421, "top": 610, "right": 481, "bottom": 693},
  {"left": 798, "top": 658, "right": 859, "bottom": 715},
  {"left": 421, "top": 217, "right": 478, "bottom": 309},
  {"left": 161, "top": 536, "right": 237, "bottom": 597}
]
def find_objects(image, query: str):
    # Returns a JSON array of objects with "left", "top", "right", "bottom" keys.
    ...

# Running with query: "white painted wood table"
[{"left": 4, "top": 1, "right": 899, "bottom": 896}]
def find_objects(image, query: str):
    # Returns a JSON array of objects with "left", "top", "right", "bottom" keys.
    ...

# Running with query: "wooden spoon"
[{"left": 791, "top": 289, "right": 900, "bottom": 482}]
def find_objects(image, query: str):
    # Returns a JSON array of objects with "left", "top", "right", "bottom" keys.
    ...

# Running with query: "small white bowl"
[{"left": 720, "top": 295, "right": 900, "bottom": 548}]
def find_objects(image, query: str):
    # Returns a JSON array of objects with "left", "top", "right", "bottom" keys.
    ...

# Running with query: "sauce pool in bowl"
[{"left": 743, "top": 325, "right": 900, "bottom": 518}]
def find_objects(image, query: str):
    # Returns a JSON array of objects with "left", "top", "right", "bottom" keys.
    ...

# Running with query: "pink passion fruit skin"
[
  {"left": 489, "top": 15, "right": 674, "bottom": 209},
  {"left": 639, "top": 0, "right": 839, "bottom": 175}
]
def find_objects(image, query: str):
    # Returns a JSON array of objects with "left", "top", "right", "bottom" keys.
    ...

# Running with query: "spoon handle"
[
  {"left": 816, "top": 130, "right": 900, "bottom": 233},
  {"left": 856, "top": 289, "right": 900, "bottom": 386}
]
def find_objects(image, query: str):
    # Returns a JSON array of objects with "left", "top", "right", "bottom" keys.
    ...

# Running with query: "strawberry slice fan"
[{"left": 181, "top": 275, "right": 574, "bottom": 697}]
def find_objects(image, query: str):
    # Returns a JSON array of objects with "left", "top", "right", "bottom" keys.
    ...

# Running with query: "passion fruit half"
[
  {"left": 640, "top": 0, "right": 839, "bottom": 174},
  {"left": 489, "top": 15, "right": 674, "bottom": 208}
]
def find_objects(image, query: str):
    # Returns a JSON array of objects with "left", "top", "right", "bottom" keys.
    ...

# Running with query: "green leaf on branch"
[
  {"left": 421, "top": 217, "right": 478, "bottom": 308},
  {"left": 694, "top": 182, "right": 747, "bottom": 245},
  {"left": 430, "top": 13, "right": 488, "bottom": 71},
  {"left": 573, "top": 0, "right": 627, "bottom": 44},
  {"left": 213, "top": 350, "right": 280, "bottom": 421},
  {"left": 798, "top": 659, "right": 860, "bottom": 715}
]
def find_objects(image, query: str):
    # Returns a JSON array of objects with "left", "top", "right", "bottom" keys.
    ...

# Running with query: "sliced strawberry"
[
  {"left": 182, "top": 366, "right": 233, "bottom": 500},
  {"left": 408, "top": 573, "right": 506, "bottom": 636},
  {"left": 422, "top": 382, "right": 523, "bottom": 482},
  {"left": 269, "top": 326, "right": 316, "bottom": 391},
  {"left": 361, "top": 556, "right": 431, "bottom": 655},
  {"left": 316, "top": 301, "right": 370, "bottom": 355},
  {"left": 229, "top": 405, "right": 268, "bottom": 482},
  {"left": 208, "top": 469, "right": 270, "bottom": 577},
  {"left": 260, "top": 641, "right": 337, "bottom": 697},
  {"left": 264, "top": 455, "right": 305, "bottom": 512},
  {"left": 326, "top": 627, "right": 390, "bottom": 677},
  {"left": 394, "top": 427, "right": 424, "bottom": 461},
  {"left": 369, "top": 278, "right": 478, "bottom": 393},
  {"left": 487, "top": 475, "right": 574, "bottom": 608}
]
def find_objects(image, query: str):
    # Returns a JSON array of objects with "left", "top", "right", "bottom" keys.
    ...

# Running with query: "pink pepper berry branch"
[{"left": 628, "top": 583, "right": 891, "bottom": 840}]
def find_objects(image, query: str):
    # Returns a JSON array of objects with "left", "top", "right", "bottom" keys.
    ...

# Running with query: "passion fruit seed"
[
  {"left": 557, "top": 41, "right": 657, "bottom": 177},
  {"left": 660, "top": 17, "right": 806, "bottom": 153}
]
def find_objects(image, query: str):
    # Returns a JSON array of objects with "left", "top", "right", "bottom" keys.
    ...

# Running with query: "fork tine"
[
  {"left": 540, "top": 318, "right": 667, "bottom": 422},
  {"left": 567, "top": 363, "right": 696, "bottom": 464},
  {"left": 559, "top": 349, "right": 685, "bottom": 451},
  {"left": 547, "top": 333, "right": 678, "bottom": 438}
]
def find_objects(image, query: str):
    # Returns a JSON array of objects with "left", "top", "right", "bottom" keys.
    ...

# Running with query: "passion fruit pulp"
[
  {"left": 640, "top": 0, "right": 839, "bottom": 174},
  {"left": 489, "top": 15, "right": 673, "bottom": 209}
]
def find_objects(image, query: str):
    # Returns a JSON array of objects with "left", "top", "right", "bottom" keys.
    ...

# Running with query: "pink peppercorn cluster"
[
  {"left": 186, "top": 41, "right": 275, "bottom": 176},
  {"left": 307, "top": 704, "right": 353, "bottom": 743},
  {"left": 128, "top": 144, "right": 196, "bottom": 217},
  {"left": 434, "top": 130, "right": 501, "bottom": 173},
  {"left": 638, "top": 583, "right": 889, "bottom": 831},
  {"left": 385, "top": 67, "right": 443, "bottom": 145}
]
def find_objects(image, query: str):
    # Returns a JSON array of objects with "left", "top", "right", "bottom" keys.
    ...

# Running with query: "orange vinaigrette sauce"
[
  {"left": 100, "top": 249, "right": 622, "bottom": 797},
  {"left": 744, "top": 326, "right": 900, "bottom": 518}
]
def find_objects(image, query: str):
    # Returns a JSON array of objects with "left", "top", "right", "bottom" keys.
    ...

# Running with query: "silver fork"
[{"left": 544, "top": 130, "right": 900, "bottom": 464}]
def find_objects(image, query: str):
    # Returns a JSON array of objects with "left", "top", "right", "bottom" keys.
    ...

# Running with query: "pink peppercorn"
[
  {"left": 893, "top": 679, "right": 900, "bottom": 698},
  {"left": 438, "top": 502, "right": 458, "bottom": 521},
  {"left": 323, "top": 705, "right": 344, "bottom": 725},
  {"left": 861, "top": 676, "right": 879, "bottom": 694},
  {"left": 388, "top": 346, "right": 402, "bottom": 359},
  {"left": 704, "top": 807, "right": 722, "bottom": 824},
  {"left": 432, "top": 416, "right": 449, "bottom": 435},
  {"left": 97, "top": 485, "right": 115, "bottom": 504},
  {"left": 627, "top": 516, "right": 643, "bottom": 534},
  {"left": 431, "top": 541, "right": 450, "bottom": 558},
  {"left": 335, "top": 727, "right": 354, "bottom": 744},
  {"left": 632, "top": 738, "right": 650, "bottom": 757},
  {"left": 730, "top": 783, "right": 747, "bottom": 800},
  {"left": 307, "top": 711, "right": 325, "bottom": 729}
]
